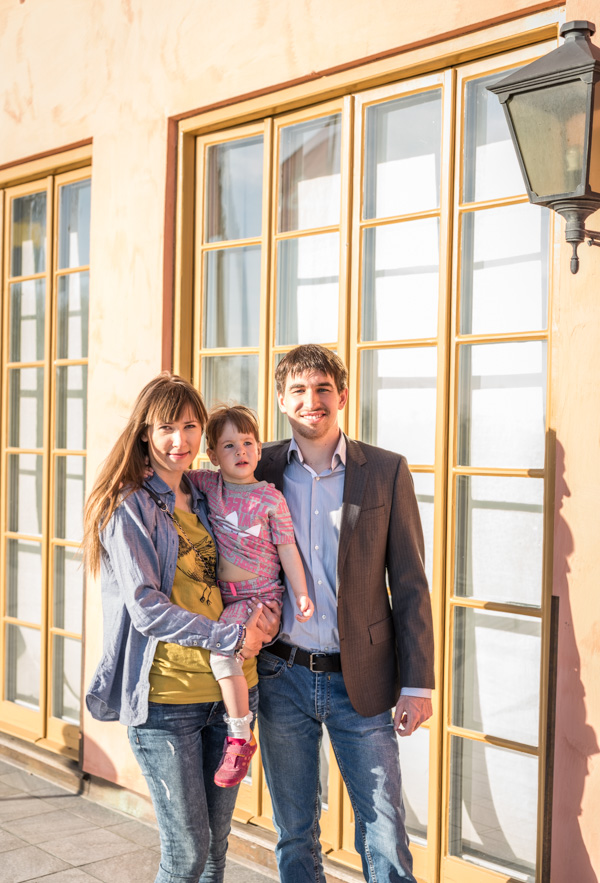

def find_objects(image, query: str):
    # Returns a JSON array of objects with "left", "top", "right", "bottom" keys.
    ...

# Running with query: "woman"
[{"left": 83, "top": 372, "right": 278, "bottom": 883}]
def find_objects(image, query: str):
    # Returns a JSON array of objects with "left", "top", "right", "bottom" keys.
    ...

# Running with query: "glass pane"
[
  {"left": 201, "top": 355, "right": 259, "bottom": 413},
  {"left": 5, "top": 624, "right": 41, "bottom": 709},
  {"left": 452, "top": 608, "right": 540, "bottom": 745},
  {"left": 279, "top": 115, "right": 341, "bottom": 232},
  {"left": 52, "top": 635, "right": 81, "bottom": 724},
  {"left": 455, "top": 476, "right": 544, "bottom": 607},
  {"left": 6, "top": 539, "right": 42, "bottom": 624},
  {"left": 364, "top": 90, "right": 442, "bottom": 218},
  {"left": 205, "top": 136, "right": 263, "bottom": 242},
  {"left": 360, "top": 347, "right": 437, "bottom": 464},
  {"left": 7, "top": 454, "right": 43, "bottom": 535},
  {"left": 362, "top": 220, "right": 439, "bottom": 341},
  {"left": 460, "top": 204, "right": 549, "bottom": 335},
  {"left": 58, "top": 179, "right": 91, "bottom": 269},
  {"left": 457, "top": 341, "right": 546, "bottom": 469},
  {"left": 8, "top": 367, "right": 44, "bottom": 448},
  {"left": 463, "top": 71, "right": 525, "bottom": 203},
  {"left": 11, "top": 191, "right": 47, "bottom": 276},
  {"left": 203, "top": 247, "right": 261, "bottom": 348},
  {"left": 57, "top": 272, "right": 89, "bottom": 359},
  {"left": 449, "top": 737, "right": 537, "bottom": 879},
  {"left": 412, "top": 473, "right": 434, "bottom": 591},
  {"left": 398, "top": 723, "right": 429, "bottom": 842},
  {"left": 53, "top": 546, "right": 84, "bottom": 633},
  {"left": 54, "top": 455, "right": 85, "bottom": 542},
  {"left": 9, "top": 280, "right": 46, "bottom": 362},
  {"left": 56, "top": 365, "right": 88, "bottom": 450},
  {"left": 276, "top": 234, "right": 339, "bottom": 345}
]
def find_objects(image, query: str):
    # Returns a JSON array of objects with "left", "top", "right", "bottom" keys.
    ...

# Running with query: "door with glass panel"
[
  {"left": 191, "top": 37, "right": 555, "bottom": 881},
  {"left": 442, "top": 48, "right": 553, "bottom": 883},
  {"left": 1, "top": 169, "right": 90, "bottom": 756}
]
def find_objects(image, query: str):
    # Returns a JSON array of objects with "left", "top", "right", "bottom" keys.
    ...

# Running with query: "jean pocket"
[{"left": 257, "top": 650, "right": 288, "bottom": 680}]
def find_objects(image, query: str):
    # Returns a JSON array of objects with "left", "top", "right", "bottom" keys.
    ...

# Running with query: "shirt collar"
[{"left": 287, "top": 432, "right": 347, "bottom": 471}]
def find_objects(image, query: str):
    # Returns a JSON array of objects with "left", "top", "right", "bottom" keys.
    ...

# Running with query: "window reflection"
[
  {"left": 360, "top": 347, "right": 437, "bottom": 464},
  {"left": 452, "top": 608, "right": 541, "bottom": 745},
  {"left": 206, "top": 136, "right": 263, "bottom": 242},
  {"left": 460, "top": 204, "right": 549, "bottom": 335},
  {"left": 463, "top": 71, "right": 525, "bottom": 203},
  {"left": 455, "top": 476, "right": 543, "bottom": 607},
  {"left": 276, "top": 234, "right": 339, "bottom": 345},
  {"left": 58, "top": 180, "right": 91, "bottom": 269},
  {"left": 449, "top": 737, "right": 537, "bottom": 880},
  {"left": 204, "top": 246, "right": 261, "bottom": 348},
  {"left": 364, "top": 90, "right": 442, "bottom": 218},
  {"left": 362, "top": 219, "right": 439, "bottom": 341},
  {"left": 457, "top": 341, "right": 547, "bottom": 469},
  {"left": 279, "top": 115, "right": 341, "bottom": 232},
  {"left": 11, "top": 192, "right": 47, "bottom": 276}
]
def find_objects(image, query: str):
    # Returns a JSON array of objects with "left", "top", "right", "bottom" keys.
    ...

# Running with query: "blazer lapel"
[
  {"left": 258, "top": 440, "right": 290, "bottom": 493},
  {"left": 338, "top": 438, "right": 368, "bottom": 574}
]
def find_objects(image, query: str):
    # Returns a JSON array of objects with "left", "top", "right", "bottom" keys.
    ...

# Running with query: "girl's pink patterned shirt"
[{"left": 186, "top": 469, "right": 295, "bottom": 580}]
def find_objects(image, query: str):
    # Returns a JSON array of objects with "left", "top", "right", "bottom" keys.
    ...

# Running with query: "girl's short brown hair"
[{"left": 205, "top": 403, "right": 261, "bottom": 451}]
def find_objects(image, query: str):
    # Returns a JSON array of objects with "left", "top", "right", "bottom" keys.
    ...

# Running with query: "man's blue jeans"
[
  {"left": 128, "top": 687, "right": 258, "bottom": 883},
  {"left": 257, "top": 650, "right": 415, "bottom": 883}
]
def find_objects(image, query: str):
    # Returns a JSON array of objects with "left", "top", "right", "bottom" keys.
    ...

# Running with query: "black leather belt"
[{"left": 267, "top": 639, "right": 341, "bottom": 673}]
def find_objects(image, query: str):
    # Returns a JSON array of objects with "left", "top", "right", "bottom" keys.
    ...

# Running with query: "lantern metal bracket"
[{"left": 586, "top": 230, "right": 600, "bottom": 245}]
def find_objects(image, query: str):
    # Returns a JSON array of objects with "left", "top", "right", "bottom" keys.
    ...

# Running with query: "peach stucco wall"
[{"left": 2, "top": 0, "right": 600, "bottom": 879}]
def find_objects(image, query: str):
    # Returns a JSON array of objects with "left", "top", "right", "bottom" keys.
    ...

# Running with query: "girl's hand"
[{"left": 295, "top": 594, "right": 314, "bottom": 622}]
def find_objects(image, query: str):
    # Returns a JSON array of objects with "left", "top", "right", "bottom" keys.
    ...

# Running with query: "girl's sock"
[{"left": 224, "top": 710, "right": 253, "bottom": 742}]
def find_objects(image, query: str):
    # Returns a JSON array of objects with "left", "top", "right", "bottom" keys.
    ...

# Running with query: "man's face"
[{"left": 277, "top": 370, "right": 348, "bottom": 443}]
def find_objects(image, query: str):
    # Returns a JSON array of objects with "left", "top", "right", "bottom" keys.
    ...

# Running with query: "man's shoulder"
[{"left": 261, "top": 439, "right": 291, "bottom": 454}]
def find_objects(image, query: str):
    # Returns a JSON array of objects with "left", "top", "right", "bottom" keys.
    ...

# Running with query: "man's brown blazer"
[{"left": 255, "top": 436, "right": 435, "bottom": 718}]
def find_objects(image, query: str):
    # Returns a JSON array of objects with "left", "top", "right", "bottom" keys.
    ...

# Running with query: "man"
[{"left": 255, "top": 344, "right": 434, "bottom": 882}]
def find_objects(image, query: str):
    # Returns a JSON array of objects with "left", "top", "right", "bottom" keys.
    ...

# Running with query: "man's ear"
[
  {"left": 277, "top": 393, "right": 287, "bottom": 414},
  {"left": 338, "top": 388, "right": 349, "bottom": 410}
]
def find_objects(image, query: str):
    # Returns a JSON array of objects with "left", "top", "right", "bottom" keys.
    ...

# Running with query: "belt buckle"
[{"left": 309, "top": 652, "right": 326, "bottom": 672}]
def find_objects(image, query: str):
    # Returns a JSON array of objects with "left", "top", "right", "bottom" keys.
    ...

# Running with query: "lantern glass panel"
[
  {"left": 507, "top": 79, "right": 588, "bottom": 198},
  {"left": 589, "top": 81, "right": 600, "bottom": 194}
]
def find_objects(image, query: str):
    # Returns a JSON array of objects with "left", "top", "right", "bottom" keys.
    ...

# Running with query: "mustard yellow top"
[{"left": 149, "top": 508, "right": 257, "bottom": 703}]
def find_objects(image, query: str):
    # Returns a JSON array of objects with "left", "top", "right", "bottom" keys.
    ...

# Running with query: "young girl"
[
  {"left": 83, "top": 373, "right": 277, "bottom": 883},
  {"left": 187, "top": 404, "right": 314, "bottom": 788}
]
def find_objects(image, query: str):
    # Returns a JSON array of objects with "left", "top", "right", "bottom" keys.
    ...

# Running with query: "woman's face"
[{"left": 142, "top": 407, "right": 203, "bottom": 485}]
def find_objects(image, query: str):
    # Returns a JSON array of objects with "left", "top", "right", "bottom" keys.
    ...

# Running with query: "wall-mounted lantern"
[{"left": 488, "top": 21, "right": 600, "bottom": 273}]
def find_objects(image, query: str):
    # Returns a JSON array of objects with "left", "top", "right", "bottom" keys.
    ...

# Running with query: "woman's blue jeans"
[
  {"left": 257, "top": 650, "right": 415, "bottom": 883},
  {"left": 128, "top": 686, "right": 258, "bottom": 883}
]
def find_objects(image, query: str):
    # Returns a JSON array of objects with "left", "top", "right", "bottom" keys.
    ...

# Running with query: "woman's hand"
[
  {"left": 252, "top": 598, "right": 281, "bottom": 640},
  {"left": 238, "top": 604, "right": 271, "bottom": 659}
]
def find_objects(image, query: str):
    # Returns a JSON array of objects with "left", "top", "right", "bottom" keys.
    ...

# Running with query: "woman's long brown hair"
[{"left": 82, "top": 372, "right": 208, "bottom": 576}]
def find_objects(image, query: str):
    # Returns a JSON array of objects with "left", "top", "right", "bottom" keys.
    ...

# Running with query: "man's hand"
[{"left": 394, "top": 696, "right": 432, "bottom": 737}]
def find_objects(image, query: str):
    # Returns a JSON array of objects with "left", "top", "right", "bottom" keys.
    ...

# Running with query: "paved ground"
[{"left": 0, "top": 757, "right": 277, "bottom": 882}]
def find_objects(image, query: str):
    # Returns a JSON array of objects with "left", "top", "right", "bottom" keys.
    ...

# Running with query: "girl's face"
[
  {"left": 207, "top": 421, "right": 261, "bottom": 484},
  {"left": 142, "top": 407, "right": 203, "bottom": 485}
]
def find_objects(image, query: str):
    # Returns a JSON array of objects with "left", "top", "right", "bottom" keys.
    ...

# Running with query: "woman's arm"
[{"left": 102, "top": 495, "right": 242, "bottom": 652}]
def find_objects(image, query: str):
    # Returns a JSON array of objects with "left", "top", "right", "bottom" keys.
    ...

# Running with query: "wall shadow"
[{"left": 550, "top": 437, "right": 599, "bottom": 883}]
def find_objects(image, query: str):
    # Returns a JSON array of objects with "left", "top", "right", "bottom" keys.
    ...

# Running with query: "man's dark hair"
[{"left": 275, "top": 344, "right": 348, "bottom": 395}]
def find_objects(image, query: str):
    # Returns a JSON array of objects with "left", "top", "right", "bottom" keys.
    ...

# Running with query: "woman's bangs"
[{"left": 147, "top": 387, "right": 203, "bottom": 427}]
